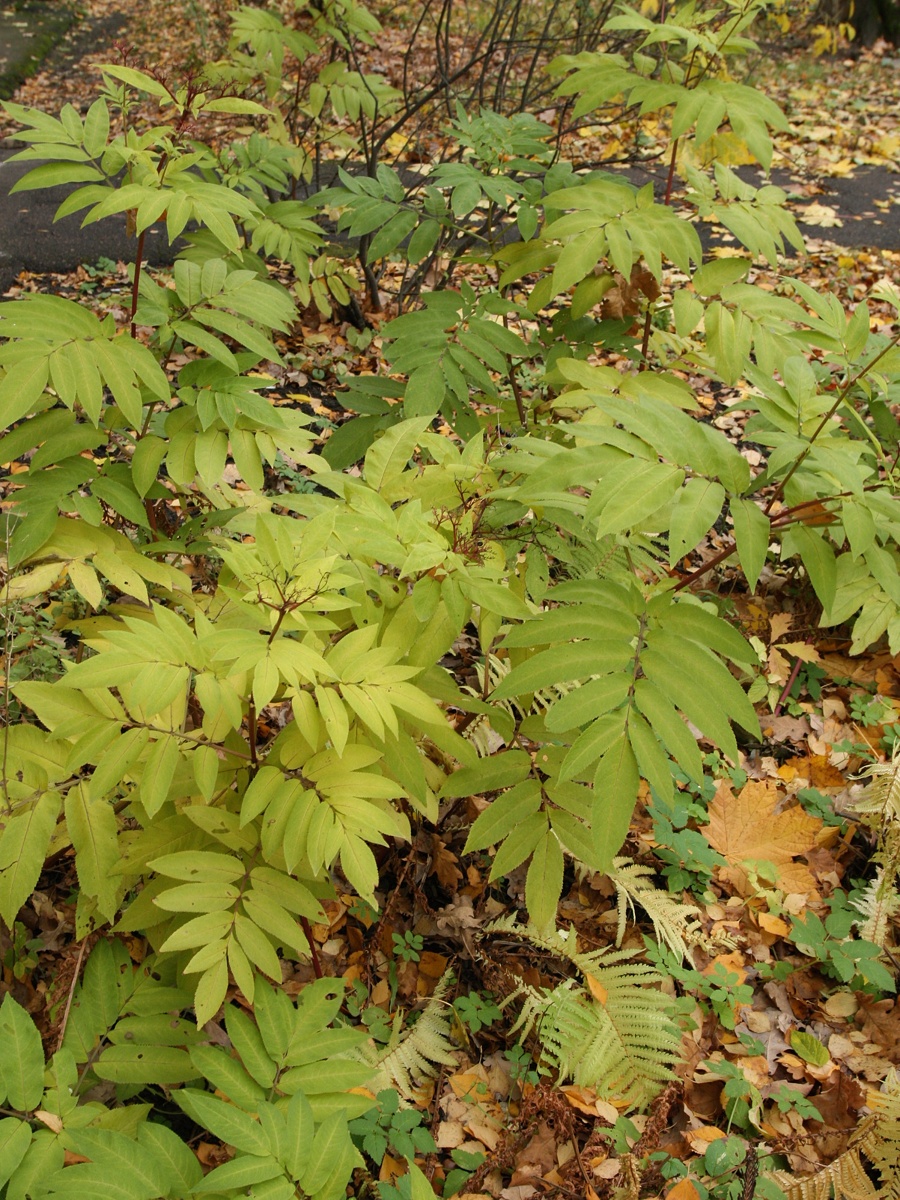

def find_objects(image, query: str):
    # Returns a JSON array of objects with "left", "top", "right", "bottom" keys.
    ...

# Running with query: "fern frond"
[
  {"left": 768, "top": 1147, "right": 876, "bottom": 1200},
  {"left": 853, "top": 745, "right": 900, "bottom": 823},
  {"left": 852, "top": 868, "right": 900, "bottom": 950},
  {"left": 860, "top": 1070, "right": 900, "bottom": 1199},
  {"left": 355, "top": 973, "right": 457, "bottom": 1098},
  {"left": 487, "top": 911, "right": 646, "bottom": 976},
  {"left": 768, "top": 1071, "right": 900, "bottom": 1200},
  {"left": 609, "top": 857, "right": 703, "bottom": 961},
  {"left": 485, "top": 916, "right": 681, "bottom": 1109}
]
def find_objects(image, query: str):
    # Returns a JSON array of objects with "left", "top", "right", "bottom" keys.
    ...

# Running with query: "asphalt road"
[
  {"left": 0, "top": 147, "right": 898, "bottom": 296},
  {"left": 0, "top": 151, "right": 177, "bottom": 292}
]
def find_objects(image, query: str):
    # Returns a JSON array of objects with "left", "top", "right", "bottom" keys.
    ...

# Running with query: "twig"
[
  {"left": 300, "top": 916, "right": 323, "bottom": 979},
  {"left": 56, "top": 937, "right": 91, "bottom": 1053},
  {"left": 773, "top": 655, "right": 803, "bottom": 717}
]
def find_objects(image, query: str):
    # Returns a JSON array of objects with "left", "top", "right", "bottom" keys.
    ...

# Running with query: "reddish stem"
[
  {"left": 130, "top": 227, "right": 146, "bottom": 339},
  {"left": 301, "top": 916, "right": 323, "bottom": 978},
  {"left": 773, "top": 655, "right": 803, "bottom": 717}
]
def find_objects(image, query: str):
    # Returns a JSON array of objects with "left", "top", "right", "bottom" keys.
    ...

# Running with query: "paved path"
[
  {"left": 1, "top": 148, "right": 898, "bottom": 296},
  {"left": 0, "top": 151, "right": 175, "bottom": 292},
  {"left": 0, "top": 1, "right": 74, "bottom": 100}
]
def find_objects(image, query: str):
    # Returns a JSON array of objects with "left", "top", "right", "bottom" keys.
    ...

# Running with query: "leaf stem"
[
  {"left": 764, "top": 329, "right": 900, "bottom": 516},
  {"left": 129, "top": 228, "right": 147, "bottom": 340}
]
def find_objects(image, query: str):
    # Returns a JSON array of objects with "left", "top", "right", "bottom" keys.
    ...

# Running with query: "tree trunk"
[{"left": 817, "top": 0, "right": 900, "bottom": 44}]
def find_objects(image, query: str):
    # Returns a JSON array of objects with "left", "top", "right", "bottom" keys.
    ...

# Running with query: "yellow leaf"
[
  {"left": 383, "top": 132, "right": 411, "bottom": 160},
  {"left": 703, "top": 132, "right": 755, "bottom": 166},
  {"left": 684, "top": 1127, "right": 727, "bottom": 1154},
  {"left": 798, "top": 203, "right": 843, "bottom": 228},
  {"left": 758, "top": 911, "right": 790, "bottom": 936},
  {"left": 701, "top": 779, "right": 824, "bottom": 898},
  {"left": 667, "top": 1179, "right": 702, "bottom": 1200},
  {"left": 34, "top": 1111, "right": 64, "bottom": 1133},
  {"left": 586, "top": 973, "right": 608, "bottom": 1005},
  {"left": 776, "top": 641, "right": 822, "bottom": 663},
  {"left": 873, "top": 134, "right": 900, "bottom": 159}
]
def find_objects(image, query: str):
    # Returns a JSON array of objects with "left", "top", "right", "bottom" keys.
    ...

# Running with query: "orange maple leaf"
[{"left": 701, "top": 780, "right": 823, "bottom": 898}]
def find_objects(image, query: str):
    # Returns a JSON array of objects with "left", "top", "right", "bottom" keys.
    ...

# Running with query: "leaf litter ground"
[{"left": 1, "top": 3, "right": 900, "bottom": 1199}]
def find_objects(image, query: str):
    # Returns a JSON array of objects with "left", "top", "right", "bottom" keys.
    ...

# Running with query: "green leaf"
[
  {"left": 591, "top": 462, "right": 685, "bottom": 537},
  {"left": 137, "top": 1122, "right": 203, "bottom": 1194},
  {"left": 525, "top": 831, "right": 564, "bottom": 935},
  {"left": 731, "top": 497, "right": 770, "bottom": 591},
  {"left": 202, "top": 96, "right": 272, "bottom": 114},
  {"left": 0, "top": 1119, "right": 32, "bottom": 1190},
  {"left": 0, "top": 356, "right": 50, "bottom": 425},
  {"left": 492, "top": 642, "right": 634, "bottom": 700},
  {"left": 489, "top": 811, "right": 548, "bottom": 879},
  {"left": 463, "top": 780, "right": 543, "bottom": 852},
  {"left": 301, "top": 1111, "right": 355, "bottom": 1196},
  {"left": 641, "top": 647, "right": 739, "bottom": 761},
  {"left": 788, "top": 525, "right": 838, "bottom": 611},
  {"left": 160, "top": 911, "right": 234, "bottom": 953},
  {"left": 669, "top": 478, "right": 725, "bottom": 564},
  {"left": 339, "top": 836, "right": 379, "bottom": 904},
  {"left": 99, "top": 64, "right": 172, "bottom": 97},
  {"left": 252, "top": 983, "right": 294, "bottom": 1064},
  {"left": 544, "top": 675, "right": 632, "bottom": 733},
  {"left": 659, "top": 600, "right": 756, "bottom": 665},
  {"left": 283, "top": 1090, "right": 314, "bottom": 1178},
  {"left": 62, "top": 1129, "right": 174, "bottom": 1199},
  {"left": 560, "top": 710, "right": 629, "bottom": 782},
  {"left": 226, "top": 1005, "right": 277, "bottom": 1088},
  {"left": 627, "top": 711, "right": 673, "bottom": 804},
  {"left": 0, "top": 997, "right": 44, "bottom": 1111},
  {"left": 192, "top": 1154, "right": 284, "bottom": 1194},
  {"left": 175, "top": 1090, "right": 271, "bottom": 1156},
  {"left": 440, "top": 750, "right": 532, "bottom": 798},
  {"left": 592, "top": 735, "right": 639, "bottom": 873},
  {"left": 363, "top": 416, "right": 431, "bottom": 490},
  {"left": 94, "top": 1045, "right": 197, "bottom": 1085},
  {"left": 632, "top": 679, "right": 702, "bottom": 782},
  {"left": 189, "top": 1045, "right": 266, "bottom": 1110},
  {"left": 150, "top": 850, "right": 246, "bottom": 884},
  {"left": 0, "top": 790, "right": 62, "bottom": 926},
  {"left": 404, "top": 365, "right": 446, "bottom": 417},
  {"left": 789, "top": 1031, "right": 829, "bottom": 1067},
  {"left": 66, "top": 782, "right": 119, "bottom": 920}
]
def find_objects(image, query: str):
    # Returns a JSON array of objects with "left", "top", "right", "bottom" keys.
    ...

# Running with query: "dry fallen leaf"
[
  {"left": 684, "top": 1127, "right": 727, "bottom": 1154},
  {"left": 702, "top": 780, "right": 824, "bottom": 897},
  {"left": 666, "top": 1178, "right": 702, "bottom": 1200},
  {"left": 586, "top": 973, "right": 609, "bottom": 1004},
  {"left": 798, "top": 202, "right": 843, "bottom": 227},
  {"left": 758, "top": 911, "right": 790, "bottom": 936}
]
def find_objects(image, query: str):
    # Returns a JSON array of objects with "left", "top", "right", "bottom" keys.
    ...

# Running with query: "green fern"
[
  {"left": 853, "top": 868, "right": 900, "bottom": 951},
  {"left": 608, "top": 857, "right": 703, "bottom": 961},
  {"left": 487, "top": 915, "right": 682, "bottom": 1109},
  {"left": 356, "top": 974, "right": 457, "bottom": 1098},
  {"left": 848, "top": 748, "right": 900, "bottom": 960}
]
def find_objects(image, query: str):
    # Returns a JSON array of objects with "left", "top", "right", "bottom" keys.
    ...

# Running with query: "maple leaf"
[{"left": 701, "top": 780, "right": 823, "bottom": 898}]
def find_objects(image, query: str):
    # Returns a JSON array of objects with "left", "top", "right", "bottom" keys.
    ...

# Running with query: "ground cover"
[{"left": 1, "top": 1, "right": 900, "bottom": 1198}]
